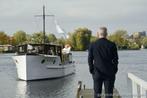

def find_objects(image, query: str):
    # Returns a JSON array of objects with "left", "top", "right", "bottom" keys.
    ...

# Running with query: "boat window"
[{"left": 16, "top": 44, "right": 63, "bottom": 57}]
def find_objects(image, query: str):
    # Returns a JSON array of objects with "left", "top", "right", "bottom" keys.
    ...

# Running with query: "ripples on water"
[{"left": 0, "top": 50, "right": 147, "bottom": 98}]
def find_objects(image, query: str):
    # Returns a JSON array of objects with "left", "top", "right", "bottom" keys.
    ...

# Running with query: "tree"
[
  {"left": 108, "top": 30, "right": 129, "bottom": 49},
  {"left": 13, "top": 30, "right": 26, "bottom": 45},
  {"left": 26, "top": 34, "right": 32, "bottom": 44},
  {"left": 128, "top": 42, "right": 140, "bottom": 50},
  {"left": 48, "top": 34, "right": 57, "bottom": 43},
  {"left": 90, "top": 36, "right": 97, "bottom": 43},
  {"left": 70, "top": 27, "right": 92, "bottom": 51},
  {"left": 8, "top": 36, "right": 16, "bottom": 45},
  {"left": 0, "top": 31, "right": 9, "bottom": 45},
  {"left": 56, "top": 38, "right": 65, "bottom": 46},
  {"left": 66, "top": 32, "right": 77, "bottom": 50},
  {"left": 141, "top": 37, "right": 147, "bottom": 48},
  {"left": 133, "top": 38, "right": 142, "bottom": 48},
  {"left": 31, "top": 32, "right": 48, "bottom": 44}
]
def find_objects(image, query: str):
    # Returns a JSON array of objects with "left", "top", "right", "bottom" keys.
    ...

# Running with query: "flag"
[{"left": 55, "top": 20, "right": 65, "bottom": 34}]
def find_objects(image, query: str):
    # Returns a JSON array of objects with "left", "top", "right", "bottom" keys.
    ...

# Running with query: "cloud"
[{"left": 0, "top": 0, "right": 147, "bottom": 35}]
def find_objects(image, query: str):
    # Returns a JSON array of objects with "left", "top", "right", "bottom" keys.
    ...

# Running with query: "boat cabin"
[
  {"left": 15, "top": 44, "right": 62, "bottom": 55},
  {"left": 15, "top": 44, "right": 72, "bottom": 64}
]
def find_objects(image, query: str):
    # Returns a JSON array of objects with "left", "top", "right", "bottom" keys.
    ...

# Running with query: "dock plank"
[{"left": 76, "top": 81, "right": 121, "bottom": 98}]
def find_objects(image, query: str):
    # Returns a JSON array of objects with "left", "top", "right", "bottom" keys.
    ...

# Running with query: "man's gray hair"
[{"left": 98, "top": 27, "right": 108, "bottom": 37}]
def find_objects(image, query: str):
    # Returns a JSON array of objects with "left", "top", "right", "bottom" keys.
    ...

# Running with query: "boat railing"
[{"left": 128, "top": 73, "right": 147, "bottom": 98}]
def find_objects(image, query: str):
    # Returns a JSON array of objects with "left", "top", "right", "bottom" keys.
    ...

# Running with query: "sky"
[{"left": 0, "top": 0, "right": 147, "bottom": 36}]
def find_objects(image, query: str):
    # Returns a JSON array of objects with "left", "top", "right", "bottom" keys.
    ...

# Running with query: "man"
[
  {"left": 62, "top": 44, "right": 71, "bottom": 54},
  {"left": 88, "top": 27, "right": 118, "bottom": 98}
]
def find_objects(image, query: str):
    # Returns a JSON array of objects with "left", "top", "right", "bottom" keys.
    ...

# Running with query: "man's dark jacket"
[{"left": 88, "top": 38, "right": 118, "bottom": 77}]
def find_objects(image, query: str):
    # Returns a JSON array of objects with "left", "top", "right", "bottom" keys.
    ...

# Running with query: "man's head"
[{"left": 97, "top": 27, "right": 108, "bottom": 38}]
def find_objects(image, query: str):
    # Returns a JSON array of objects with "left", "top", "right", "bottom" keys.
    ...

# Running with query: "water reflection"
[{"left": 16, "top": 75, "right": 76, "bottom": 98}]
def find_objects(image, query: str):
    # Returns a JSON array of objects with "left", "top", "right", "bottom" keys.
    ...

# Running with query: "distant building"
[
  {"left": 139, "top": 31, "right": 146, "bottom": 36},
  {"left": 0, "top": 45, "right": 15, "bottom": 53},
  {"left": 132, "top": 31, "right": 146, "bottom": 39}
]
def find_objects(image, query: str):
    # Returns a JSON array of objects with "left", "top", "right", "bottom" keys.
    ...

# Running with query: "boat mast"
[
  {"left": 35, "top": 5, "right": 54, "bottom": 44},
  {"left": 43, "top": 5, "right": 46, "bottom": 44}
]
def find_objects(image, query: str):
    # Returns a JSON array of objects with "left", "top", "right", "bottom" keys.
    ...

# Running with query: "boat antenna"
[{"left": 35, "top": 5, "right": 54, "bottom": 44}]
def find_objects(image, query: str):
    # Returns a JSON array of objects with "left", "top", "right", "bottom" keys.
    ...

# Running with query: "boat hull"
[{"left": 12, "top": 55, "right": 75, "bottom": 81}]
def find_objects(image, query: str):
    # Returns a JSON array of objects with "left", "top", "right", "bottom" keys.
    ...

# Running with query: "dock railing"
[{"left": 128, "top": 73, "right": 147, "bottom": 98}]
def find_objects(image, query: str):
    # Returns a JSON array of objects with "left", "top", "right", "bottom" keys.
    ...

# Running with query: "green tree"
[
  {"left": 26, "top": 34, "right": 32, "bottom": 44},
  {"left": 108, "top": 30, "right": 129, "bottom": 49},
  {"left": 68, "top": 28, "right": 92, "bottom": 51},
  {"left": 90, "top": 36, "right": 97, "bottom": 43},
  {"left": 62, "top": 28, "right": 92, "bottom": 51},
  {"left": 56, "top": 38, "right": 65, "bottom": 46},
  {"left": 48, "top": 34, "right": 57, "bottom": 43},
  {"left": 0, "top": 31, "right": 9, "bottom": 45},
  {"left": 13, "top": 31, "right": 26, "bottom": 45},
  {"left": 66, "top": 33, "right": 77, "bottom": 50},
  {"left": 31, "top": 32, "right": 48, "bottom": 44},
  {"left": 128, "top": 42, "right": 140, "bottom": 50},
  {"left": 9, "top": 36, "right": 16, "bottom": 45},
  {"left": 133, "top": 38, "right": 142, "bottom": 48},
  {"left": 141, "top": 37, "right": 147, "bottom": 48}
]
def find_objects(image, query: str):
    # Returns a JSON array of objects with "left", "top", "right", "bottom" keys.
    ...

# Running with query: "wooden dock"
[{"left": 76, "top": 81, "right": 121, "bottom": 98}]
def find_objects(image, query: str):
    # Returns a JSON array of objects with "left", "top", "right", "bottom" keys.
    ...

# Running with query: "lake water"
[{"left": 0, "top": 50, "right": 147, "bottom": 98}]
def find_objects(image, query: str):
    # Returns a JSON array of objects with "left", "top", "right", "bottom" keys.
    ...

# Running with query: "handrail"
[
  {"left": 128, "top": 73, "right": 147, "bottom": 89},
  {"left": 128, "top": 73, "right": 147, "bottom": 98}
]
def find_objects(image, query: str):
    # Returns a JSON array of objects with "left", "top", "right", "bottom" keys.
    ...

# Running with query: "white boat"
[{"left": 12, "top": 44, "right": 75, "bottom": 81}]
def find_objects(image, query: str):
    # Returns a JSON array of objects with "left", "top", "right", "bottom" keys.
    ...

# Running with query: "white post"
[
  {"left": 140, "top": 86, "right": 146, "bottom": 98},
  {"left": 128, "top": 73, "right": 147, "bottom": 98},
  {"left": 132, "top": 81, "right": 138, "bottom": 98}
]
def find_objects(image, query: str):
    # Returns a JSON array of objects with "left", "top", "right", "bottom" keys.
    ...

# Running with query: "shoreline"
[{"left": 0, "top": 49, "right": 146, "bottom": 54}]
